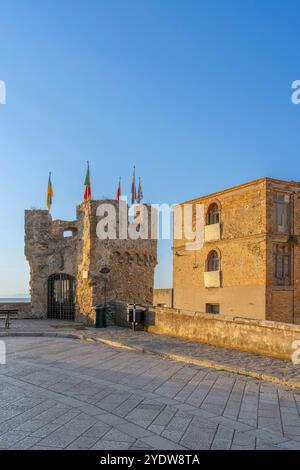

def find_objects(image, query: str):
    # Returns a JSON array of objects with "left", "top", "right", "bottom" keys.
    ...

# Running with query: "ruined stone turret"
[{"left": 25, "top": 200, "right": 157, "bottom": 322}]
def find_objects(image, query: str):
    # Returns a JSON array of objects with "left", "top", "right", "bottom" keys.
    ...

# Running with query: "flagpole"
[
  {"left": 134, "top": 166, "right": 136, "bottom": 204},
  {"left": 131, "top": 165, "right": 136, "bottom": 205}
]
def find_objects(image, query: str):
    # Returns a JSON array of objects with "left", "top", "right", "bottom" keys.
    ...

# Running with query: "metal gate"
[{"left": 47, "top": 274, "right": 75, "bottom": 320}]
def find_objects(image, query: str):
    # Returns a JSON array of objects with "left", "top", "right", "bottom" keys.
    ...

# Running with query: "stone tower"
[{"left": 25, "top": 200, "right": 157, "bottom": 322}]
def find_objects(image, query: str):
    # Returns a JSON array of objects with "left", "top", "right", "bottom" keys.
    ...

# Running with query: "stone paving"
[
  {"left": 1, "top": 335, "right": 300, "bottom": 449},
  {"left": 1, "top": 320, "right": 300, "bottom": 388}
]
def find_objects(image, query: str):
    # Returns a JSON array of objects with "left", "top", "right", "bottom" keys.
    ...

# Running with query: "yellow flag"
[{"left": 46, "top": 172, "right": 54, "bottom": 210}]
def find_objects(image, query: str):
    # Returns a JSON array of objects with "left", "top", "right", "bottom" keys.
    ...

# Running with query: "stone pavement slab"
[
  {"left": 0, "top": 336, "right": 300, "bottom": 449},
  {"left": 1, "top": 320, "right": 300, "bottom": 388}
]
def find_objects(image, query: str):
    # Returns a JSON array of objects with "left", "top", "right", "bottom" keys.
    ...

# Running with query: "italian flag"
[{"left": 84, "top": 161, "right": 92, "bottom": 202}]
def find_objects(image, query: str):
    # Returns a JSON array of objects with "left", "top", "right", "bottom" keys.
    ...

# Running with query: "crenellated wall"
[
  {"left": 25, "top": 200, "right": 157, "bottom": 322},
  {"left": 25, "top": 210, "right": 78, "bottom": 318},
  {"left": 75, "top": 200, "right": 157, "bottom": 322}
]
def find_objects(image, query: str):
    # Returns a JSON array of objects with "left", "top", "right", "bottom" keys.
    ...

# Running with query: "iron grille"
[{"left": 47, "top": 273, "right": 75, "bottom": 320}]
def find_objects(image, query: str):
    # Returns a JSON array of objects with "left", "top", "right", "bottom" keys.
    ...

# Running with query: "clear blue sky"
[{"left": 1, "top": 0, "right": 300, "bottom": 296}]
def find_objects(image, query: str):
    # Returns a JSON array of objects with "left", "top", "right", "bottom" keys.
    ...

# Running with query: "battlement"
[{"left": 25, "top": 201, "right": 157, "bottom": 321}]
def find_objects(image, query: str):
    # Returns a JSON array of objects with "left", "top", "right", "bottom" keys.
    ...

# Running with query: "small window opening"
[
  {"left": 206, "top": 303, "right": 220, "bottom": 314},
  {"left": 63, "top": 230, "right": 73, "bottom": 238}
]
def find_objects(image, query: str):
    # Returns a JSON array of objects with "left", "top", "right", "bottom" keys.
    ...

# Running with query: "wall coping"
[{"left": 151, "top": 306, "right": 300, "bottom": 333}]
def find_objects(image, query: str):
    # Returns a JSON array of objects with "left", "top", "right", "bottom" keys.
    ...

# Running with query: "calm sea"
[{"left": 0, "top": 298, "right": 30, "bottom": 303}]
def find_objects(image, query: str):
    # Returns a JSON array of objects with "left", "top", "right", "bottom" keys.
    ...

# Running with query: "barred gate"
[{"left": 47, "top": 273, "right": 75, "bottom": 320}]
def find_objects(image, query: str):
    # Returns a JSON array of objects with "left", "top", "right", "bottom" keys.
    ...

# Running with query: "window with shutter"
[
  {"left": 207, "top": 204, "right": 220, "bottom": 225},
  {"left": 207, "top": 250, "right": 219, "bottom": 271},
  {"left": 275, "top": 244, "right": 291, "bottom": 286},
  {"left": 275, "top": 192, "right": 290, "bottom": 233}
]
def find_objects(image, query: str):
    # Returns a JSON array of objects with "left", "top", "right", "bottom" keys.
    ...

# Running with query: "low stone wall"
[
  {"left": 0, "top": 302, "right": 33, "bottom": 319},
  {"left": 112, "top": 302, "right": 300, "bottom": 361},
  {"left": 4, "top": 299, "right": 298, "bottom": 361},
  {"left": 145, "top": 307, "right": 300, "bottom": 361}
]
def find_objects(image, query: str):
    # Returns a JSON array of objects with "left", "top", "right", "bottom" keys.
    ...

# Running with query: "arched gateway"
[
  {"left": 47, "top": 273, "right": 75, "bottom": 320},
  {"left": 25, "top": 203, "right": 157, "bottom": 320}
]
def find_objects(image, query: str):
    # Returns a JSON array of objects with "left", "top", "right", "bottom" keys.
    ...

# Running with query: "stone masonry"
[
  {"left": 173, "top": 177, "right": 300, "bottom": 323},
  {"left": 25, "top": 200, "right": 157, "bottom": 322}
]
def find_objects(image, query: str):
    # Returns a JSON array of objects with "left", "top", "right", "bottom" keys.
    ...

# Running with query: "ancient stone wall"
[
  {"left": 25, "top": 200, "right": 157, "bottom": 321},
  {"left": 76, "top": 200, "right": 157, "bottom": 323},
  {"left": 25, "top": 210, "right": 78, "bottom": 318}
]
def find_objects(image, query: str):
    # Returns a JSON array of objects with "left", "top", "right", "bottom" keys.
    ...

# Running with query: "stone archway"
[{"left": 47, "top": 273, "right": 75, "bottom": 320}]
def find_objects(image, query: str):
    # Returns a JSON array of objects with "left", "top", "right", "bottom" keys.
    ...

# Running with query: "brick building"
[{"left": 173, "top": 178, "right": 300, "bottom": 323}]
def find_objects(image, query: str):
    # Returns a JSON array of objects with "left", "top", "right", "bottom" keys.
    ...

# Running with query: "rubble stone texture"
[{"left": 25, "top": 200, "right": 157, "bottom": 322}]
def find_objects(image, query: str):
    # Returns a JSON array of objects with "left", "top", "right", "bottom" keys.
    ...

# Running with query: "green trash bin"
[{"left": 94, "top": 305, "right": 107, "bottom": 328}]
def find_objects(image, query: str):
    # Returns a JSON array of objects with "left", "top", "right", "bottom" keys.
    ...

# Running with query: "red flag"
[
  {"left": 116, "top": 177, "right": 121, "bottom": 201},
  {"left": 84, "top": 161, "right": 92, "bottom": 202}
]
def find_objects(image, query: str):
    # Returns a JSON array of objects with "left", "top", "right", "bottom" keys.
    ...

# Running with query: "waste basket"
[{"left": 94, "top": 305, "right": 107, "bottom": 328}]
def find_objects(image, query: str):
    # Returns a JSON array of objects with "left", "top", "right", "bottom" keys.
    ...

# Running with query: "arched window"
[
  {"left": 207, "top": 203, "right": 219, "bottom": 225},
  {"left": 207, "top": 250, "right": 219, "bottom": 271}
]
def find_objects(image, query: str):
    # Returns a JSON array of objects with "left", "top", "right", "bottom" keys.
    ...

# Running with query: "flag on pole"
[
  {"left": 84, "top": 161, "right": 92, "bottom": 202},
  {"left": 131, "top": 166, "right": 137, "bottom": 204},
  {"left": 116, "top": 177, "right": 121, "bottom": 201},
  {"left": 46, "top": 172, "right": 54, "bottom": 210},
  {"left": 136, "top": 177, "right": 143, "bottom": 203}
]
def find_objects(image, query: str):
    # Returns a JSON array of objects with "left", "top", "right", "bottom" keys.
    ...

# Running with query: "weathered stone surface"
[
  {"left": 2, "top": 336, "right": 300, "bottom": 450},
  {"left": 25, "top": 200, "right": 157, "bottom": 322},
  {"left": 143, "top": 306, "right": 300, "bottom": 361}
]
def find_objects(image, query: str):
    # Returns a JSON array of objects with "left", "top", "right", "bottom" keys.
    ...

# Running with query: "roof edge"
[{"left": 180, "top": 177, "right": 300, "bottom": 205}]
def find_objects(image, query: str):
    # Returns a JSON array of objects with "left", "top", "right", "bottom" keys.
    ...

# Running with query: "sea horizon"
[{"left": 0, "top": 297, "right": 30, "bottom": 303}]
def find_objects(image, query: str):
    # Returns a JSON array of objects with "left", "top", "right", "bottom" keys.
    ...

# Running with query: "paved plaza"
[
  {"left": 1, "top": 335, "right": 300, "bottom": 449},
  {"left": 1, "top": 320, "right": 300, "bottom": 388}
]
